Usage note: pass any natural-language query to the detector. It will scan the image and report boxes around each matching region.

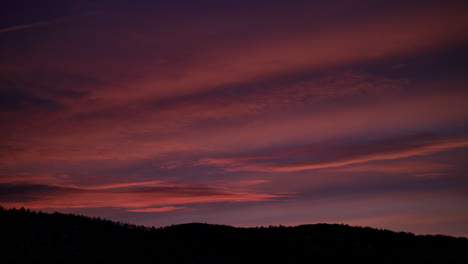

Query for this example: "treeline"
[1,206,467,263]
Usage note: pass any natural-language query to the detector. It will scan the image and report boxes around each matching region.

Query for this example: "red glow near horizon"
[1,0,468,237]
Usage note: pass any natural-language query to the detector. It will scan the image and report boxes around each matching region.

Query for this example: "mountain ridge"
[1,207,467,263]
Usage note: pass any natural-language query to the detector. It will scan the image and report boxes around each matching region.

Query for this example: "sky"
[1,0,468,237]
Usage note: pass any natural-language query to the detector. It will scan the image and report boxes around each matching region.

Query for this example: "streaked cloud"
[0,12,98,34]
[83,179,165,190]
[127,206,186,213]
[200,136,468,172]
[1,0,468,236]
[0,173,55,184]
[87,3,468,105]
[336,161,451,174]
[0,182,279,210]
[415,173,449,178]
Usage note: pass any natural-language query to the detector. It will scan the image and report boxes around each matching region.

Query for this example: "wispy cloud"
[0,173,55,184]
[83,179,164,190]
[0,12,98,34]
[336,161,451,174]
[127,206,186,213]
[200,136,468,172]
[93,3,468,105]
[1,0,468,236]
[0,182,279,210]
[415,173,448,178]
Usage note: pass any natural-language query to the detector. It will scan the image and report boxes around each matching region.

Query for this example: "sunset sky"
[1,0,468,236]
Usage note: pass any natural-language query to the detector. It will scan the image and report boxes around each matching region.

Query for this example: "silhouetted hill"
[1,207,467,263]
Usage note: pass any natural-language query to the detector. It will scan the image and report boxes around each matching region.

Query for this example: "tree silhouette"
[1,206,467,263]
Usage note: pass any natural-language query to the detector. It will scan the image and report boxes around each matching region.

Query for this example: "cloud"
[3,72,467,167]
[127,206,186,213]
[0,90,65,112]
[0,182,279,210]
[94,3,468,105]
[200,135,468,172]
[295,172,467,204]
[0,184,79,203]
[141,71,410,122]
[0,19,65,34]
[83,179,165,190]
[0,12,98,34]
[415,173,448,178]
[208,179,272,189]
[1,1,467,236]
[336,161,451,174]
[231,179,271,187]
[0,173,55,184]
[5,2,466,108]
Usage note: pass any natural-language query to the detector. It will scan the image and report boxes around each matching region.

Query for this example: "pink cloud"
[0,173,55,184]
[4,2,467,112]
[1,1,468,237]
[415,173,448,178]
[336,161,451,173]
[3,76,468,168]
[0,182,280,210]
[83,180,165,190]
[89,3,468,105]
[200,136,468,172]
[127,206,186,213]
[0,12,99,34]
[209,179,272,189]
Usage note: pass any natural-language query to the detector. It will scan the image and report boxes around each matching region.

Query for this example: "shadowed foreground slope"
[1,207,467,263]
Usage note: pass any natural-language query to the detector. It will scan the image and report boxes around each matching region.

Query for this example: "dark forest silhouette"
[1,206,467,263]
